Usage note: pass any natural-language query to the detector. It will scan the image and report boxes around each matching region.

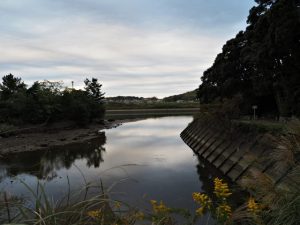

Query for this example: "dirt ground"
[0,119,134,156]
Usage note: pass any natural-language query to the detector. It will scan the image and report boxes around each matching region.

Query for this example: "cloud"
[0,0,254,97]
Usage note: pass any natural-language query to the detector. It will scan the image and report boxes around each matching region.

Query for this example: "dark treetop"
[197,0,300,117]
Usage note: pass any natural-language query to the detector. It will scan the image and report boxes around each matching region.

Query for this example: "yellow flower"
[114,201,121,209]
[192,192,212,209]
[195,207,204,216]
[150,200,157,205]
[87,209,102,219]
[193,192,212,217]
[135,211,145,220]
[247,197,260,214]
[216,203,232,218]
[150,200,169,214]
[213,178,232,199]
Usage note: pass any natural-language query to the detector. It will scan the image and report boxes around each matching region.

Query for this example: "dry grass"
[237,119,300,225]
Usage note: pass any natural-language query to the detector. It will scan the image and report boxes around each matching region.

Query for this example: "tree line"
[0,74,105,125]
[197,0,300,118]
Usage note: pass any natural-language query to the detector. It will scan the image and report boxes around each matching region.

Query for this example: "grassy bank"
[105,102,199,110]
[105,108,199,120]
[232,119,285,133]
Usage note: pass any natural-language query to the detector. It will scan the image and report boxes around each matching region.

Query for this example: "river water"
[0,116,218,221]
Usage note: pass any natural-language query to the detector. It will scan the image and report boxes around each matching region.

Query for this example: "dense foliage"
[0,74,105,125]
[197,0,300,117]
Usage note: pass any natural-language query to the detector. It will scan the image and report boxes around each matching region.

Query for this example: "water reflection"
[0,116,218,215]
[0,134,106,181]
[196,156,247,209]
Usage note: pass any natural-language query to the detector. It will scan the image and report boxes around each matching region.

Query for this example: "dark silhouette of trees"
[0,74,105,125]
[84,78,105,103]
[197,0,300,118]
[0,74,27,100]
[83,78,105,123]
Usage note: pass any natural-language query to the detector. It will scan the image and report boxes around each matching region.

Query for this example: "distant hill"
[105,92,199,110]
[105,90,198,103]
[106,96,144,101]
[163,89,198,102]
[105,96,158,103]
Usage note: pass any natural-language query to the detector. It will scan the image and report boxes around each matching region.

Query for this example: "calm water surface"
[0,116,216,214]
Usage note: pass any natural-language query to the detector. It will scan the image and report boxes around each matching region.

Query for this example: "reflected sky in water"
[0,116,207,212]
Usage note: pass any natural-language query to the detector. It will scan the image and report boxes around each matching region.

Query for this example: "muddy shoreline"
[0,119,136,156]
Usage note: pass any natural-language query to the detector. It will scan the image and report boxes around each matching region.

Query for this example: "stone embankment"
[181,118,298,191]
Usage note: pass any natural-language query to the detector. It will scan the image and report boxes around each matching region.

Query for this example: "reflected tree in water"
[0,133,106,181]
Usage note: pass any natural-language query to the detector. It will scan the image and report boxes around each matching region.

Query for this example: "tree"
[61,89,91,125]
[197,0,300,117]
[25,81,63,123]
[84,78,105,104]
[0,74,27,100]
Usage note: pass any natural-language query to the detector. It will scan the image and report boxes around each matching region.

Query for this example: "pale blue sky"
[0,0,255,97]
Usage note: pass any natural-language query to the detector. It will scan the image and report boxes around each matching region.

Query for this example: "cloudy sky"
[0,0,254,97]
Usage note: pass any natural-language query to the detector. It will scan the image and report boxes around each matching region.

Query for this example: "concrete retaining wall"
[181,118,299,191]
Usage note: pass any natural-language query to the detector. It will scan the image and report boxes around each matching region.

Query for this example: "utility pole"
[252,105,257,120]
[71,81,74,89]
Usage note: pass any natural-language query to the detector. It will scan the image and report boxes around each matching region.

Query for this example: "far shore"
[105,108,198,119]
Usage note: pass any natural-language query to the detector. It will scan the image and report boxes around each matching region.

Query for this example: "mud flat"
[0,119,134,156]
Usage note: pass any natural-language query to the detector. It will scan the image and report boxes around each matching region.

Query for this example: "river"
[0,116,218,222]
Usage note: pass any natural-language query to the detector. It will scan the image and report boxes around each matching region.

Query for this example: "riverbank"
[181,117,300,191]
[105,101,199,110]
[105,108,199,119]
[0,119,135,156]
